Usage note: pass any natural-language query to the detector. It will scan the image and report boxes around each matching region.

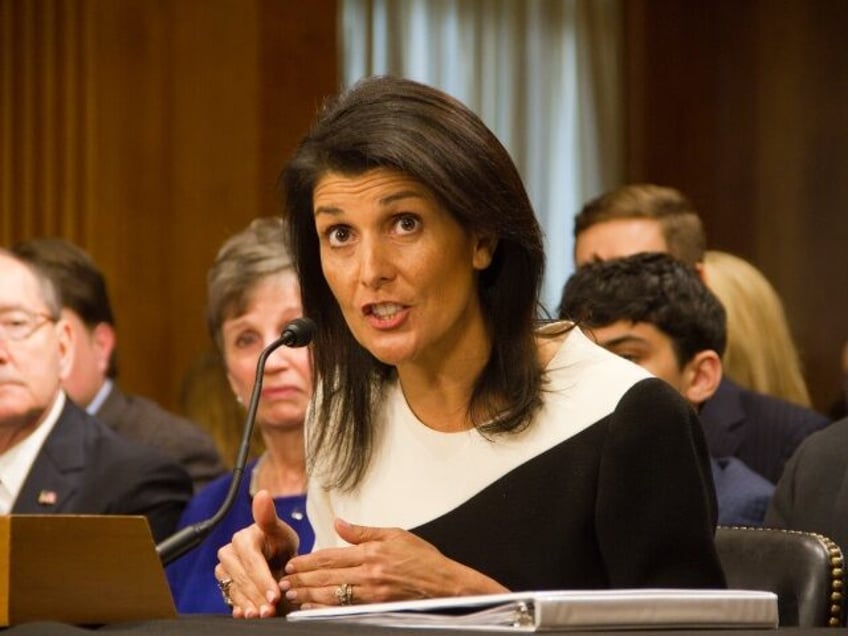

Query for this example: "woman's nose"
[359,238,395,289]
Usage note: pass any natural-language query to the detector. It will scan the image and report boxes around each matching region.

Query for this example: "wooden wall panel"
[1,0,338,413]
[1,0,94,242]
[625,0,848,413]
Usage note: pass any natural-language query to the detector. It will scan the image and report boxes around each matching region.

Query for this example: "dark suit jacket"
[95,384,225,493]
[13,397,193,542]
[711,456,774,527]
[699,378,830,484]
[765,416,848,557]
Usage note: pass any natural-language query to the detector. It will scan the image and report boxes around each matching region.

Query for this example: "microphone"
[156,317,316,566]
[279,315,316,348]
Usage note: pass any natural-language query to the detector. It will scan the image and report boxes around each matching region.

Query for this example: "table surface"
[0,616,840,636]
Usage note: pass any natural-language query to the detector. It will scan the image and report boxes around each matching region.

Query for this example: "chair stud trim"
[719,525,845,627]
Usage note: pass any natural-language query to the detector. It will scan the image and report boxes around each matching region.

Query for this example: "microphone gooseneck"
[156,317,316,566]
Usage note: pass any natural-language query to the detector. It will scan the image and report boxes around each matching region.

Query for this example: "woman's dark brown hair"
[282,75,546,489]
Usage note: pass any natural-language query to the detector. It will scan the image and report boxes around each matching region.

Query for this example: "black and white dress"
[306,325,726,591]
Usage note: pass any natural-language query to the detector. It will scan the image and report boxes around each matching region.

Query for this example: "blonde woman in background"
[703,250,812,408]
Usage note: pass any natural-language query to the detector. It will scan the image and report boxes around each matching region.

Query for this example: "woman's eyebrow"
[314,190,426,217]
[378,190,425,206]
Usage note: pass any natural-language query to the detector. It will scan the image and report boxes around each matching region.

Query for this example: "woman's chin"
[356,332,417,367]
[258,410,308,432]
[367,346,416,369]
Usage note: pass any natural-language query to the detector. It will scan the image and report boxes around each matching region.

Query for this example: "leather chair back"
[715,526,845,627]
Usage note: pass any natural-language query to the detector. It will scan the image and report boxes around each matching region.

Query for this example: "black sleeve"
[764,417,848,545]
[763,448,798,529]
[596,378,726,588]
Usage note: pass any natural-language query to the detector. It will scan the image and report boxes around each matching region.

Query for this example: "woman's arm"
[596,378,727,588]
[279,518,508,608]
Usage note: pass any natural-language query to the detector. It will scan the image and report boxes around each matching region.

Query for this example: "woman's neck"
[397,320,493,433]
[255,427,307,496]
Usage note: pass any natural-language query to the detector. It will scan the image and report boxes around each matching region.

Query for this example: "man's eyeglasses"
[0,309,57,342]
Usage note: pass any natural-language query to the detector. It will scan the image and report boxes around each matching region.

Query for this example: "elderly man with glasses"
[0,249,191,541]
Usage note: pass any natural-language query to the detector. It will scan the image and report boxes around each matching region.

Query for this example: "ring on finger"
[335,582,354,606]
[217,577,234,607]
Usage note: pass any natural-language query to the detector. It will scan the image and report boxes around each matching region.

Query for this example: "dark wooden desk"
[0,616,838,636]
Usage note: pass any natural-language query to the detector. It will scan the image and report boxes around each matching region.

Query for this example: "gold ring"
[335,582,354,606]
[217,577,234,607]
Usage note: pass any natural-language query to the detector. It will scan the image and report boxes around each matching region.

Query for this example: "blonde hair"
[703,250,811,407]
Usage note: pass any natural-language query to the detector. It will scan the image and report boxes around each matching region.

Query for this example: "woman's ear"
[226,373,245,406]
[472,233,498,271]
[681,350,723,407]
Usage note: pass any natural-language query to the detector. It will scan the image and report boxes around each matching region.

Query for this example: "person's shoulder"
[792,416,848,458]
[90,416,183,468]
[61,399,192,478]
[103,385,223,451]
[734,381,830,431]
[615,376,693,423]
[539,322,656,428]
[770,418,848,518]
[58,397,130,446]
[543,322,652,383]
[111,387,198,429]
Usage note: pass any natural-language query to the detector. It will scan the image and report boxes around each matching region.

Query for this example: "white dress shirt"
[0,391,65,514]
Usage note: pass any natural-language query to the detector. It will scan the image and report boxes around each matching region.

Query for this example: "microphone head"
[280,317,316,347]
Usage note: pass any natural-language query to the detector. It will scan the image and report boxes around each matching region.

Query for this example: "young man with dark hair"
[571,185,829,486]
[559,252,774,525]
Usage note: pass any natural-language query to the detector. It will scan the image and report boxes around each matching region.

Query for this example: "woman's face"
[312,168,496,372]
[221,271,312,431]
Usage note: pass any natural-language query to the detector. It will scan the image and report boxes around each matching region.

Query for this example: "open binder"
[287,588,779,631]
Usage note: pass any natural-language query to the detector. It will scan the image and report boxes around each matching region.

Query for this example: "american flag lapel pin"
[38,490,58,505]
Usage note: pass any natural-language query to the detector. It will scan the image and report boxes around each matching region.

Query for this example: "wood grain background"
[1,0,338,419]
[625,0,848,414]
[2,0,845,417]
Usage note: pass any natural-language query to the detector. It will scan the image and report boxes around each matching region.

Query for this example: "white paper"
[287,588,779,631]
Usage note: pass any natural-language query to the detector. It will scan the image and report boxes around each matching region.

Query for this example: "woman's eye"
[395,214,420,234]
[327,225,351,247]
[234,332,259,349]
